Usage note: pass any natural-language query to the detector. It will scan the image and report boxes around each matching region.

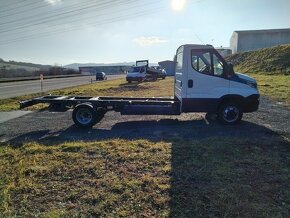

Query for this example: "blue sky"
[0,0,289,65]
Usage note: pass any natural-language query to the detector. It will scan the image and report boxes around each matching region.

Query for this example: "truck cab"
[175,44,259,123]
[126,65,147,83]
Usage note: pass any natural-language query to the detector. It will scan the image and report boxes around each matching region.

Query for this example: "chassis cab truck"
[174,44,259,122]
[20,44,259,127]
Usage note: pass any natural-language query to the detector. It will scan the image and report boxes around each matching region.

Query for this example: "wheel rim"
[223,106,239,123]
[76,108,92,125]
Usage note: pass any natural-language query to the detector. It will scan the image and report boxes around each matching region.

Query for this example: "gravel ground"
[0,96,289,146]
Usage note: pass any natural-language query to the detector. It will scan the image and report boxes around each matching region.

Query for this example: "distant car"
[96,72,107,80]
[151,66,167,79]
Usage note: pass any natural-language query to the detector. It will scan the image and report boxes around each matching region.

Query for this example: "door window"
[191,50,224,77]
[213,53,224,76]
[192,51,211,74]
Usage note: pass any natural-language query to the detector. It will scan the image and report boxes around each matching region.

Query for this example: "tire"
[218,102,243,125]
[72,104,103,128]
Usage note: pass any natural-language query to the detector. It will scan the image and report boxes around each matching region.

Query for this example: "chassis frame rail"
[20,95,180,110]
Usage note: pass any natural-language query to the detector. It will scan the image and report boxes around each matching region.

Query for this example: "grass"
[249,73,290,106]
[0,78,174,111]
[227,44,290,74]
[0,138,289,217]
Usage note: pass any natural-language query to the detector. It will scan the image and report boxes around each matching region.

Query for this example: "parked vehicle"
[126,61,166,83]
[126,66,147,83]
[20,44,259,127]
[151,66,167,79]
[96,72,107,80]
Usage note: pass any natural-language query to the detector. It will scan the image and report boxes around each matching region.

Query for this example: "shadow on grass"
[3,119,290,216]
[5,118,280,146]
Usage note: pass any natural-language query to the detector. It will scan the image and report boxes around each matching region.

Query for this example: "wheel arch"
[217,95,245,111]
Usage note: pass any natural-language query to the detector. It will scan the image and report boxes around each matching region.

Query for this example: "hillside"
[65,62,158,70]
[0,58,51,71]
[226,44,290,74]
[65,62,135,70]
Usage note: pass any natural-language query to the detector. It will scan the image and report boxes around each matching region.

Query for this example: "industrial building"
[230,28,290,53]
[158,60,176,76]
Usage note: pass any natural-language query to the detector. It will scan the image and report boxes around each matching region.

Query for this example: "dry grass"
[0,78,174,111]
[249,73,290,106]
[0,138,289,217]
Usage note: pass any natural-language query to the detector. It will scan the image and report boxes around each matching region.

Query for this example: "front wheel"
[218,102,243,125]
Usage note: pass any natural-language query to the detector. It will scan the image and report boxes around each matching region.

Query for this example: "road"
[0,75,124,99]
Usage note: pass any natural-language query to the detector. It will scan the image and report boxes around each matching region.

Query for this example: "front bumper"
[126,77,142,81]
[243,94,260,112]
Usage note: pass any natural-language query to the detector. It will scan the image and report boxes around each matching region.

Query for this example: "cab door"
[183,49,229,112]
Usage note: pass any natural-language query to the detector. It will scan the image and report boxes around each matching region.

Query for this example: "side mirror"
[225,63,234,77]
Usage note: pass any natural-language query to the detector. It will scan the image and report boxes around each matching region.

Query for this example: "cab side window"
[213,53,224,76]
[191,50,224,77]
[192,52,211,74]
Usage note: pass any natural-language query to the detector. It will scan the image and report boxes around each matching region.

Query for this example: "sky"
[0,0,289,65]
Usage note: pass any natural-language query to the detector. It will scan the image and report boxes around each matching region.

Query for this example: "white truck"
[126,65,147,83]
[126,60,165,83]
[20,44,259,127]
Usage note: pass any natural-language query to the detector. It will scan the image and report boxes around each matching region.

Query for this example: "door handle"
[188,79,193,88]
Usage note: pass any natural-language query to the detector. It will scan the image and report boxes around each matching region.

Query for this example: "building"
[230,28,290,53]
[158,60,176,76]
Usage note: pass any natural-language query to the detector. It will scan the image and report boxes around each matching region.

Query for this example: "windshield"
[129,66,146,73]
[129,66,141,73]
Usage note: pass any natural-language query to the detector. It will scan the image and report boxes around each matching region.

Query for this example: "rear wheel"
[218,102,243,125]
[72,104,104,128]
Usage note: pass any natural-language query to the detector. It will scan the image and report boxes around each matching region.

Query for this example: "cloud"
[133,36,168,47]
[44,0,62,5]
